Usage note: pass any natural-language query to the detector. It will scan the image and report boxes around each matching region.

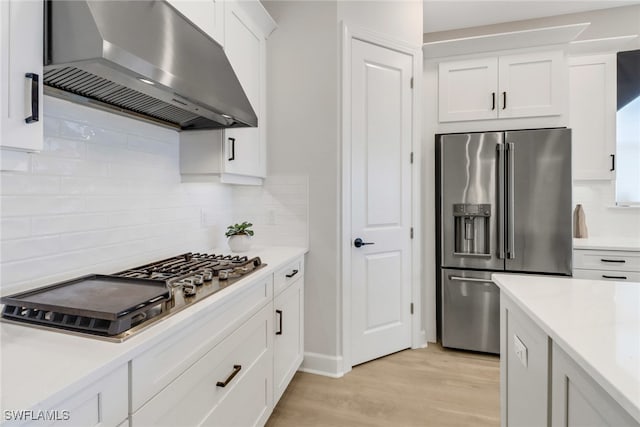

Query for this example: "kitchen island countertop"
[492,273,640,423]
[0,246,307,416]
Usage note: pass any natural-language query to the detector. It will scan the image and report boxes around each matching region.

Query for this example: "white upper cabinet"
[439,51,565,122]
[0,0,44,152]
[166,0,225,47]
[569,54,616,181]
[438,58,498,122]
[222,0,265,181]
[179,0,275,185]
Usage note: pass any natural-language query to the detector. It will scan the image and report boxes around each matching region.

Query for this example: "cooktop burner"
[0,253,265,342]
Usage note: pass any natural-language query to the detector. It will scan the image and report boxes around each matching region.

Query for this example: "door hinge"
[410,77,414,89]
[410,227,414,239]
[410,152,414,164]
[410,303,414,315]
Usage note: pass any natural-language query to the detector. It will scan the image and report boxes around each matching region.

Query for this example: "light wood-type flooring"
[266,343,500,427]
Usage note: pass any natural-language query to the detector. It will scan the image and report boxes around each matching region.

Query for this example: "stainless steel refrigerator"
[436,128,572,354]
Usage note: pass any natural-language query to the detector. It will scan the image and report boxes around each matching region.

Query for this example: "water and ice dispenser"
[453,203,491,256]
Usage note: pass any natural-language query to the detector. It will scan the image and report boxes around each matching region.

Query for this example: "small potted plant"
[225,221,254,252]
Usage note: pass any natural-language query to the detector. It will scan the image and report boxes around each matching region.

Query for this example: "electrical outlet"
[513,334,528,368]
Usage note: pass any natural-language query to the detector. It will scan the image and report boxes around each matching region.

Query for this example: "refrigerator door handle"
[449,276,495,284]
[497,144,506,259]
[507,142,516,259]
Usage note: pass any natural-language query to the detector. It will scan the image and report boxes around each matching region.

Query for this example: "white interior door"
[350,39,413,366]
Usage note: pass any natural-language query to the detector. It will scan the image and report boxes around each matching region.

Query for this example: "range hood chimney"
[44,0,257,131]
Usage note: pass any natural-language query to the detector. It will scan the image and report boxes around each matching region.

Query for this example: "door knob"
[354,238,375,248]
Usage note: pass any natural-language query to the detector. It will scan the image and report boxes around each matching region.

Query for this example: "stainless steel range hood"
[44,0,257,131]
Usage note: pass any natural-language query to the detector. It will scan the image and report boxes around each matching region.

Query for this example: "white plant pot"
[227,234,251,253]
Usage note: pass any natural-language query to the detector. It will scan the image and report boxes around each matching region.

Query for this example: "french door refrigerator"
[436,128,572,354]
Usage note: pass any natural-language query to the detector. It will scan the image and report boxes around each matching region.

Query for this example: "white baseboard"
[298,351,344,378]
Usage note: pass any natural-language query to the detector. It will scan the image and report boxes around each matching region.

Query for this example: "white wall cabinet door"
[438,58,498,122]
[498,51,564,118]
[438,51,564,123]
[223,0,266,181]
[274,277,304,403]
[179,0,273,185]
[0,0,43,152]
[569,54,616,180]
[166,0,225,47]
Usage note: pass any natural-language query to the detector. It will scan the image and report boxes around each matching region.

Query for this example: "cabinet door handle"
[602,275,627,280]
[610,154,615,172]
[216,365,242,387]
[285,269,299,278]
[502,91,507,110]
[276,309,283,335]
[25,73,39,124]
[228,137,235,161]
[491,92,496,110]
[601,258,625,263]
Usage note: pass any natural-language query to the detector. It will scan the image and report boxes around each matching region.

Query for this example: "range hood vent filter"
[45,67,207,129]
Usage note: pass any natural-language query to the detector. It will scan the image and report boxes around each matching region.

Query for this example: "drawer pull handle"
[600,259,625,263]
[286,269,299,278]
[228,137,236,161]
[25,73,39,123]
[602,275,627,280]
[276,309,283,335]
[216,365,242,387]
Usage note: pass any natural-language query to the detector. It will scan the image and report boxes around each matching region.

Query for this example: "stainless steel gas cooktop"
[0,253,265,342]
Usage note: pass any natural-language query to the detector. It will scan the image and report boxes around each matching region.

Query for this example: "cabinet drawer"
[20,365,128,427]
[131,276,272,410]
[132,304,273,427]
[274,257,303,295]
[573,269,640,282]
[574,250,640,272]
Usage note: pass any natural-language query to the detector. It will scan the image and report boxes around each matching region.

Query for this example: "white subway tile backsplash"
[573,180,640,238]
[0,218,31,240]
[32,156,109,177]
[1,235,61,263]
[42,137,86,158]
[1,196,85,217]
[0,150,31,172]
[1,97,308,294]
[31,213,111,236]
[1,174,61,195]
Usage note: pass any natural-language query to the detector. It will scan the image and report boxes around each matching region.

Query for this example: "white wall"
[264,0,423,375]
[263,0,342,371]
[0,97,308,296]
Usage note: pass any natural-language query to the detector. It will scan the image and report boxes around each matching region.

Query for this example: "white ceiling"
[423,1,640,33]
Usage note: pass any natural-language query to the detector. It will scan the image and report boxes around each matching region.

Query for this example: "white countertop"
[493,273,640,423]
[0,246,307,415]
[574,237,640,252]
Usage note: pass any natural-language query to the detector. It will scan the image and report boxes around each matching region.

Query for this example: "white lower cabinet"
[132,304,273,427]
[573,249,640,282]
[274,277,304,402]
[552,343,638,427]
[501,292,639,426]
[500,295,550,427]
[21,365,128,427]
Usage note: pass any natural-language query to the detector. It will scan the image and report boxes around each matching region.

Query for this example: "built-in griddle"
[1,275,170,336]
